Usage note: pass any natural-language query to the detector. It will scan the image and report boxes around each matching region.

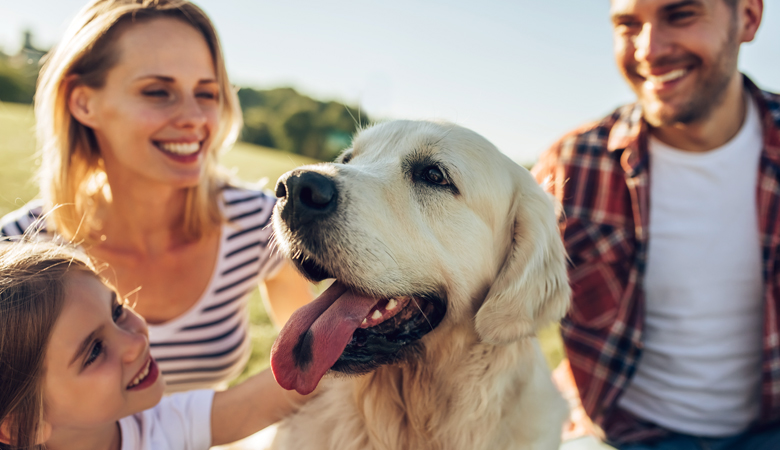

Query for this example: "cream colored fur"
[271,120,570,450]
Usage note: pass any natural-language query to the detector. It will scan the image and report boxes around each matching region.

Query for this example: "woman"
[0,0,312,393]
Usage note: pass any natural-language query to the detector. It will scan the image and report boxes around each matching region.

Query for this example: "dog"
[269,120,570,450]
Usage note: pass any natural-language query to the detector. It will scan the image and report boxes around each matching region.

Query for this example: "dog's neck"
[351,326,535,450]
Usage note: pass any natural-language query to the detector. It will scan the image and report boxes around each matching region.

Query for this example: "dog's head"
[270,120,570,395]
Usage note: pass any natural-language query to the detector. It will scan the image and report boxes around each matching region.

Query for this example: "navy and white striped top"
[0,185,284,393]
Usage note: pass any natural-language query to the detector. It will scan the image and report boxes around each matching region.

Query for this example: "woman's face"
[71,17,221,190]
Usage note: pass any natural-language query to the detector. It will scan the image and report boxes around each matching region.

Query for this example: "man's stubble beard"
[642,19,740,128]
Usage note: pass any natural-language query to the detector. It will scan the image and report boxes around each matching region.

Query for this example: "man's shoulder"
[757,88,780,127]
[537,104,635,174]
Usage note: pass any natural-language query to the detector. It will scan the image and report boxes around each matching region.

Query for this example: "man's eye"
[85,340,103,367]
[113,303,125,322]
[422,166,448,185]
[668,11,695,23]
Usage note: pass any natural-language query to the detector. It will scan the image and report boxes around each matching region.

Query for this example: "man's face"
[611,0,743,127]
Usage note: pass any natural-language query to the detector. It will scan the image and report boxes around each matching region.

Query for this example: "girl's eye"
[112,303,125,322]
[85,340,103,367]
[422,166,448,185]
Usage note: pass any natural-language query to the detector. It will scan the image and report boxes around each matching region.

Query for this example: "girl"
[0,241,310,450]
[0,0,312,392]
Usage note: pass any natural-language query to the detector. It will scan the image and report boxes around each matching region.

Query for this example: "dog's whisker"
[411,297,434,331]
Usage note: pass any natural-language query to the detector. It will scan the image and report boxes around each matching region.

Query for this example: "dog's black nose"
[276,170,338,226]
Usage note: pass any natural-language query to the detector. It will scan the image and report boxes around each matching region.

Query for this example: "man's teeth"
[646,69,687,84]
[128,360,151,388]
[158,142,200,155]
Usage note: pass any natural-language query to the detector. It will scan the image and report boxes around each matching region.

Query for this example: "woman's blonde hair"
[35,0,242,243]
[0,241,98,450]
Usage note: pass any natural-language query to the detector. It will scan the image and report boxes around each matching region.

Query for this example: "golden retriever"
[269,120,570,450]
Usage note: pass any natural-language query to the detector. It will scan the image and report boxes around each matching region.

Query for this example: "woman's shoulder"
[220,183,276,207]
[0,199,48,238]
[219,183,277,224]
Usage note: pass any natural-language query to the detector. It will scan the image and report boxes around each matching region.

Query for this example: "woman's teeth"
[158,141,200,155]
[128,359,152,388]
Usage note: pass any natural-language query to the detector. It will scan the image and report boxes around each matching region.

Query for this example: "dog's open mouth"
[270,256,446,395]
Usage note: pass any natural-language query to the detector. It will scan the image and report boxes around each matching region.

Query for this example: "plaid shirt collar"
[606,75,780,164]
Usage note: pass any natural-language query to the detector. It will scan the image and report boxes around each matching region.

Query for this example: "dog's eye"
[422,166,448,185]
[339,152,353,164]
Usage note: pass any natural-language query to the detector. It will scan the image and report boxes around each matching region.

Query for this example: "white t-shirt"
[119,389,214,450]
[618,94,764,436]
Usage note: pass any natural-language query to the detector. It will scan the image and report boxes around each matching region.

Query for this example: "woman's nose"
[175,94,208,129]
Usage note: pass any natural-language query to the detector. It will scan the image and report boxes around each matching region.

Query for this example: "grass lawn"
[0,102,564,385]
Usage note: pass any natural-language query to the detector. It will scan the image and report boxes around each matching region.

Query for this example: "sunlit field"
[0,102,564,384]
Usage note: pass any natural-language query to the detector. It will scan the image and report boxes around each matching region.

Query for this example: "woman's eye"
[85,340,103,367]
[112,303,125,322]
[422,166,448,185]
[196,91,218,100]
[142,89,169,98]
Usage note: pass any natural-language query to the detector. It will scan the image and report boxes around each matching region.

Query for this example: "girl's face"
[43,271,164,430]
[71,17,220,190]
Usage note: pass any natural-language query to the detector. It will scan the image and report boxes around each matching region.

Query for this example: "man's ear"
[738,0,763,43]
[0,415,52,446]
[68,78,99,129]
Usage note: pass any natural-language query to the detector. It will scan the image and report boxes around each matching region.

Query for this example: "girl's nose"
[121,310,150,363]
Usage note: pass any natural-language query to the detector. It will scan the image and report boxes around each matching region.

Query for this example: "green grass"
[0,102,564,385]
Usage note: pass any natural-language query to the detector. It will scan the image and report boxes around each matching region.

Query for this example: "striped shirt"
[532,76,780,444]
[0,185,284,393]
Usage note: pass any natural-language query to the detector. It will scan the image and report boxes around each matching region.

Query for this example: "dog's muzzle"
[276,169,338,229]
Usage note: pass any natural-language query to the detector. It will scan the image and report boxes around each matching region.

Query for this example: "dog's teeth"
[362,318,367,325]
[371,310,382,320]
[387,299,398,310]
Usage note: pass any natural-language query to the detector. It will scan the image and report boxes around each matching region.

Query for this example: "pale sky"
[1,0,778,164]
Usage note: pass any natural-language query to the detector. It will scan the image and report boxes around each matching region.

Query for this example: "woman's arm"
[260,261,314,328]
[210,367,317,446]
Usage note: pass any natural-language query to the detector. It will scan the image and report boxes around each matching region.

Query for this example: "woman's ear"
[68,79,99,129]
[0,415,52,446]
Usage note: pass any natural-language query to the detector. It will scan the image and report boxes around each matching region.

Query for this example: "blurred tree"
[238,87,370,161]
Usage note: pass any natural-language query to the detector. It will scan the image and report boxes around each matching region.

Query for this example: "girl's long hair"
[35,0,242,243]
[0,241,97,449]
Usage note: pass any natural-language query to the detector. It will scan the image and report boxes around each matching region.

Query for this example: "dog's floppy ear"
[475,173,570,345]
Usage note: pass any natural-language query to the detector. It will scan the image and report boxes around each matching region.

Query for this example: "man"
[533,0,780,448]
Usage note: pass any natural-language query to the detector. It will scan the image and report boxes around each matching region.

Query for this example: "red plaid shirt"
[533,76,780,445]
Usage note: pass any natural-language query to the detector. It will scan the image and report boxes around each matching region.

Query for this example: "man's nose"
[633,22,669,64]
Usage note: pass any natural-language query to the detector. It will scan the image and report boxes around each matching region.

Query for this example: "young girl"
[0,241,311,450]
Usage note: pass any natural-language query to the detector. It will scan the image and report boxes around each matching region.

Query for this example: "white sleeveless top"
[618,95,764,435]
[0,185,284,393]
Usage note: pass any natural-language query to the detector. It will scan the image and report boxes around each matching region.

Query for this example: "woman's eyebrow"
[134,75,217,84]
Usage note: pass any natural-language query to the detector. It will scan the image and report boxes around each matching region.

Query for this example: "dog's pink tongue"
[271,281,379,395]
